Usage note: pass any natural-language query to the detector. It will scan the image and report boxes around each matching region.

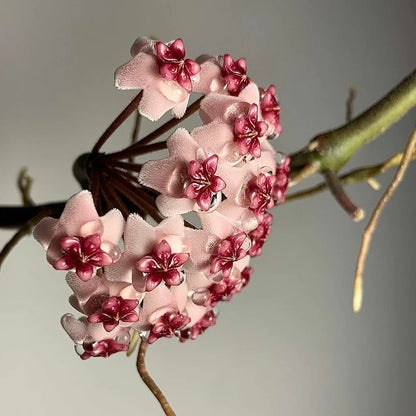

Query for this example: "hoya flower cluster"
[34,37,289,359]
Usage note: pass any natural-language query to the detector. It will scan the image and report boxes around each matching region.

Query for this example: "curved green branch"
[290,69,416,177]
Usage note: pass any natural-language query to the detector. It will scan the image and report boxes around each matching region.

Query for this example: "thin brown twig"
[91,92,143,154]
[353,126,416,312]
[136,340,176,416]
[18,168,34,207]
[346,85,356,123]
[323,169,364,221]
[107,141,168,161]
[129,111,142,163]
[0,210,46,269]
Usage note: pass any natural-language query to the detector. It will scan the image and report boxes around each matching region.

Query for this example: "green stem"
[290,69,416,174]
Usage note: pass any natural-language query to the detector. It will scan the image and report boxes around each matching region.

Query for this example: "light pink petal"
[156,194,196,217]
[185,270,212,291]
[123,214,155,255]
[191,121,234,159]
[65,272,101,304]
[139,88,179,121]
[238,82,260,106]
[183,300,211,327]
[167,127,199,160]
[193,59,223,94]
[33,217,59,250]
[61,314,87,344]
[199,93,250,125]
[100,208,125,246]
[115,53,158,90]
[170,282,189,312]
[59,191,100,237]
[171,95,189,118]
[154,215,186,240]
[79,219,103,237]
[130,37,155,56]
[139,157,183,195]
[137,285,177,329]
[184,229,218,275]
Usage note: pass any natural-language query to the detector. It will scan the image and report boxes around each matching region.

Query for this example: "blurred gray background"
[0,1,415,415]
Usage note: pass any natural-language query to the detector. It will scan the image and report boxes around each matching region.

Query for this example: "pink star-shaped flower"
[272,156,290,204]
[233,103,268,158]
[210,232,249,278]
[179,309,216,342]
[156,38,201,94]
[147,311,191,344]
[222,54,251,96]
[33,191,124,281]
[183,154,226,211]
[87,296,139,332]
[53,233,113,282]
[79,339,128,360]
[115,37,201,121]
[246,173,277,222]
[260,85,282,137]
[248,213,273,257]
[136,239,190,292]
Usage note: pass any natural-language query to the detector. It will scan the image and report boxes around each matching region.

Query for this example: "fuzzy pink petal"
[199,93,250,125]
[139,157,183,195]
[156,194,196,217]
[138,88,179,121]
[115,53,158,90]
[238,82,260,105]
[167,127,199,159]
[61,314,87,344]
[100,209,125,246]
[33,217,59,250]
[130,37,155,56]
[170,282,189,312]
[138,285,177,328]
[59,191,100,237]
[65,272,101,304]
[171,96,190,119]
[193,59,223,94]
[191,121,234,158]
[184,229,218,275]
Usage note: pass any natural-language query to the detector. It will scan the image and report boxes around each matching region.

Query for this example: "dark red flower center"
[147,311,191,344]
[156,38,201,93]
[260,85,282,136]
[87,296,140,332]
[53,233,114,282]
[233,104,268,158]
[80,339,128,360]
[246,173,277,222]
[183,154,226,211]
[136,239,190,292]
[210,232,249,279]
[221,54,251,96]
